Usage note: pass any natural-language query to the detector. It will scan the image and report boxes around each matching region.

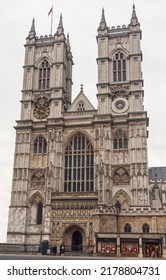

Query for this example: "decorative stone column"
[116,235,121,257]
[138,235,143,258]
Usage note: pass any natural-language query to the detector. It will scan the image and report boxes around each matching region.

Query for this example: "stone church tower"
[7,5,166,257]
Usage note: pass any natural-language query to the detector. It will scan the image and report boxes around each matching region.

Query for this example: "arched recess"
[113,189,131,210]
[62,224,86,252]
[28,191,44,225]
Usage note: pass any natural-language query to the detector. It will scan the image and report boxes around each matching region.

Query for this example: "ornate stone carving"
[113,167,130,185]
[31,170,45,189]
[110,86,130,100]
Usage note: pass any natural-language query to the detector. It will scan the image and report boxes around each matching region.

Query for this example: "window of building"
[113,52,126,82]
[38,59,51,90]
[124,223,131,233]
[113,129,128,149]
[34,136,47,155]
[77,101,85,111]
[142,223,150,233]
[64,133,94,192]
[37,202,43,224]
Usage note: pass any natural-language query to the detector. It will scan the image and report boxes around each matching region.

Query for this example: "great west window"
[64,133,94,192]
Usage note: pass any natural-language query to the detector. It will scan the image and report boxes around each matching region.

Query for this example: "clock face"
[112,97,129,113]
[33,104,50,119]
[115,100,125,110]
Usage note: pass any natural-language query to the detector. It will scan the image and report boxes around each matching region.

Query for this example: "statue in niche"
[136,127,140,137]
[137,164,141,176]
[48,162,53,178]
[58,131,62,141]
[130,127,135,137]
[52,223,55,233]
[132,164,136,176]
[105,188,112,205]
[96,129,99,139]
[105,131,109,140]
[50,129,56,142]
[151,180,162,209]
[100,128,105,146]
[143,164,147,175]
[98,160,105,176]
[47,187,51,203]
[106,165,109,177]
[142,127,146,137]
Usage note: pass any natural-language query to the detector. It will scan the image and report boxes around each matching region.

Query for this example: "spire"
[98,8,108,34]
[66,33,73,60]
[130,3,140,28]
[132,3,137,19]
[80,84,84,94]
[28,18,36,39]
[67,33,71,51]
[56,14,64,35]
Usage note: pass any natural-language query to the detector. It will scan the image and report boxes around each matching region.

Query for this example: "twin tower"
[7,5,166,258]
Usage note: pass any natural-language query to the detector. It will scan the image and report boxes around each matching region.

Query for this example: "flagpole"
[50,5,53,35]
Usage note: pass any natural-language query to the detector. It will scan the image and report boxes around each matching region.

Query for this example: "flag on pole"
[48,7,53,17]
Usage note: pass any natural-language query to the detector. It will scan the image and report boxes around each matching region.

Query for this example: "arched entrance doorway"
[63,225,85,252]
[72,231,82,251]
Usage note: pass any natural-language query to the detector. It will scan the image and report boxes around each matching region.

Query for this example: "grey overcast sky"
[0,0,165,242]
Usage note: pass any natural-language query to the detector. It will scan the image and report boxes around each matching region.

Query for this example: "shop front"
[142,238,162,258]
[96,238,116,255]
[120,238,139,256]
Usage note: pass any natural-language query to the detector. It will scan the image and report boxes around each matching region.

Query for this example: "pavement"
[0,253,165,260]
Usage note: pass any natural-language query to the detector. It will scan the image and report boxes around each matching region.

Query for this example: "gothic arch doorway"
[72,231,82,251]
[63,225,85,252]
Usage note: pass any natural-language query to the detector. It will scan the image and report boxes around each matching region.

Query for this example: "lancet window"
[34,136,47,155]
[38,59,51,90]
[37,202,43,224]
[113,129,128,150]
[113,52,126,82]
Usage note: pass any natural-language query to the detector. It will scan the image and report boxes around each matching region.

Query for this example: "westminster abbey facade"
[7,5,166,257]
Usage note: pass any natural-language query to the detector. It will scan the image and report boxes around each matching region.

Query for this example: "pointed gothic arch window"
[124,223,131,233]
[113,52,126,82]
[64,133,94,192]
[113,129,128,150]
[34,136,47,155]
[142,223,150,233]
[37,202,43,224]
[38,59,51,90]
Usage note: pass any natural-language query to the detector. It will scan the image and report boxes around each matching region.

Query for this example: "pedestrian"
[151,250,155,258]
